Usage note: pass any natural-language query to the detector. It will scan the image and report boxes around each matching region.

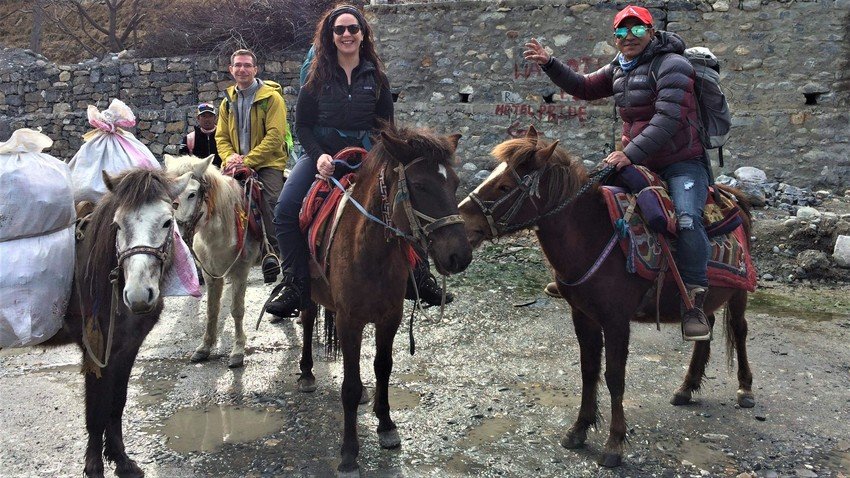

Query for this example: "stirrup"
[261,253,280,284]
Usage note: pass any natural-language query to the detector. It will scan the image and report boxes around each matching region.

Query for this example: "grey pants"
[256,167,285,253]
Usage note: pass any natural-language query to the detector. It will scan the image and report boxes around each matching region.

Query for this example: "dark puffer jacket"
[542,31,703,170]
[296,60,394,161]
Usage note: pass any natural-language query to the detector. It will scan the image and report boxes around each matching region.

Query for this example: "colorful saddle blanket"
[225,165,265,250]
[600,185,757,292]
[299,148,367,276]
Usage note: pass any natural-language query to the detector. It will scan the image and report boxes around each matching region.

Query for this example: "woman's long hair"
[304,4,388,92]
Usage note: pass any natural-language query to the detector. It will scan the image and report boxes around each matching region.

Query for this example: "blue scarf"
[617,53,639,72]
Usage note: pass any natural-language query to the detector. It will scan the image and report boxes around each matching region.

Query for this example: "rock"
[735,473,756,478]
[474,170,491,181]
[795,207,820,220]
[797,250,830,273]
[783,218,800,228]
[833,235,850,268]
[462,162,477,171]
[761,273,774,281]
[814,190,831,199]
[794,468,817,478]
[715,174,739,188]
[734,166,767,183]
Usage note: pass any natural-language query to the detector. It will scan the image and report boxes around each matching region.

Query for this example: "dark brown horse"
[458,127,754,468]
[293,125,473,476]
[44,168,190,477]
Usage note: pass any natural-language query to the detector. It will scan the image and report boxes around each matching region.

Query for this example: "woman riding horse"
[266,4,452,318]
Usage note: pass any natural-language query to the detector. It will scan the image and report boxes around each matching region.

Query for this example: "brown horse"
[458,127,754,468]
[44,168,191,477]
[292,125,472,476]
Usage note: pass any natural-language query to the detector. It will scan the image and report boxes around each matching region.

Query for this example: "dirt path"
[1,237,848,478]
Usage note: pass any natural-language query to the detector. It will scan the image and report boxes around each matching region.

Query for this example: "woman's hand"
[317,154,335,179]
[523,38,551,65]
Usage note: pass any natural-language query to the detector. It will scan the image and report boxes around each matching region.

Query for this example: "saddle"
[224,164,265,251]
[299,147,367,277]
[600,165,757,291]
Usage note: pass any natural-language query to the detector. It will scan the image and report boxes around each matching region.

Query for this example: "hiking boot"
[261,254,281,284]
[406,270,454,307]
[543,281,562,298]
[682,285,711,341]
[265,274,310,318]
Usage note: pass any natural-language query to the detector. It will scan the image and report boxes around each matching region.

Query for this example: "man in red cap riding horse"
[524,5,713,341]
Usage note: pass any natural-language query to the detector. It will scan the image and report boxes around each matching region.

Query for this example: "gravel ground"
[1,224,849,478]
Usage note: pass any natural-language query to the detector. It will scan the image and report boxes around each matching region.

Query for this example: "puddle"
[457,417,517,447]
[152,405,286,453]
[389,386,420,410]
[749,289,848,322]
[443,453,489,474]
[658,439,732,469]
[396,372,428,383]
[521,383,580,408]
[135,379,175,407]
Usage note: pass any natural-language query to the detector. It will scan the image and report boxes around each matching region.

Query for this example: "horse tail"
[716,184,754,246]
[724,289,748,371]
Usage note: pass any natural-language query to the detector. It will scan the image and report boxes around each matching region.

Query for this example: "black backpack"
[650,47,732,166]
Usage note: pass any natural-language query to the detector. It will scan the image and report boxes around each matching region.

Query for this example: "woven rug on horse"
[224,165,265,252]
[600,185,757,291]
[300,171,358,277]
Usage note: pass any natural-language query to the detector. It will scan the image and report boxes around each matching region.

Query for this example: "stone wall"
[370,0,850,190]
[0,49,302,159]
[2,0,849,191]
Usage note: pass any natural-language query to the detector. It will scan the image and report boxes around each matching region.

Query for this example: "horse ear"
[163,154,176,170]
[102,170,116,192]
[168,172,193,199]
[445,133,462,153]
[532,140,560,168]
[191,155,213,179]
[526,125,539,145]
[380,132,411,162]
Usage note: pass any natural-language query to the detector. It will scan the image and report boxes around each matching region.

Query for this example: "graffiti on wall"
[513,56,606,80]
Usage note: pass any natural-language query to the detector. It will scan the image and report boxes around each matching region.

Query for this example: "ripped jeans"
[660,159,711,287]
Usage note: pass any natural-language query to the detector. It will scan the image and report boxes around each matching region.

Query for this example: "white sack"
[0,129,75,347]
[68,99,160,204]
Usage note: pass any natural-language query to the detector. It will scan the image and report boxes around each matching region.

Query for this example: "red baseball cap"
[613,5,654,28]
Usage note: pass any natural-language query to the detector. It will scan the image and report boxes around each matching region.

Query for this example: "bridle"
[175,177,209,245]
[467,162,615,237]
[387,156,465,251]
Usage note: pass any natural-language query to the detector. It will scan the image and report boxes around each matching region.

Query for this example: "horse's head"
[374,127,472,275]
[101,168,192,313]
[459,125,585,248]
[163,154,214,238]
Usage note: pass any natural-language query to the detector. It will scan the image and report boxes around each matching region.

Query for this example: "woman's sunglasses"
[333,24,361,35]
[614,24,649,39]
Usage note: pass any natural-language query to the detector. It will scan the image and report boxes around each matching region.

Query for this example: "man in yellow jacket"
[217,49,293,283]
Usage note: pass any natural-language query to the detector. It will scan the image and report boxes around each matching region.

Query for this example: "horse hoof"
[378,428,401,449]
[670,391,693,406]
[189,350,209,363]
[737,390,756,408]
[298,376,317,393]
[359,387,370,405]
[114,458,145,478]
[560,429,587,449]
[599,452,623,468]
[336,462,360,478]
[228,354,244,369]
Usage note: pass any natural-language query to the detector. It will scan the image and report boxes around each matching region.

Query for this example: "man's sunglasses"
[614,24,649,39]
[332,24,361,35]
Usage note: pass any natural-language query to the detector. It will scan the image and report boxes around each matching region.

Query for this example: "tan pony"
[165,154,260,368]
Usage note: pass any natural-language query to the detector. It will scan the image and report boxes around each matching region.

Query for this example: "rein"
[468,164,615,236]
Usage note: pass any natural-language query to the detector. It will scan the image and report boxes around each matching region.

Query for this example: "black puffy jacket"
[295,60,394,161]
[543,31,703,170]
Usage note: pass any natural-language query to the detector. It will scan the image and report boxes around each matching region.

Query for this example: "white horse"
[164,154,261,368]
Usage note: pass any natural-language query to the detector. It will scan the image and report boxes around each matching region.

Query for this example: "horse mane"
[81,168,172,313]
[356,123,456,211]
[491,135,588,209]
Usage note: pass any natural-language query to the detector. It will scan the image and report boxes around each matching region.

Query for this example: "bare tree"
[41,0,145,57]
[29,0,45,54]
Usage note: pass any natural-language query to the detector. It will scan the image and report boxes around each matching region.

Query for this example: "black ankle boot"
[261,254,280,284]
[266,274,310,318]
[406,270,454,306]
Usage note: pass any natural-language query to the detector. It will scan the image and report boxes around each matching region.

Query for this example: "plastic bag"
[0,129,75,347]
[68,99,160,203]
